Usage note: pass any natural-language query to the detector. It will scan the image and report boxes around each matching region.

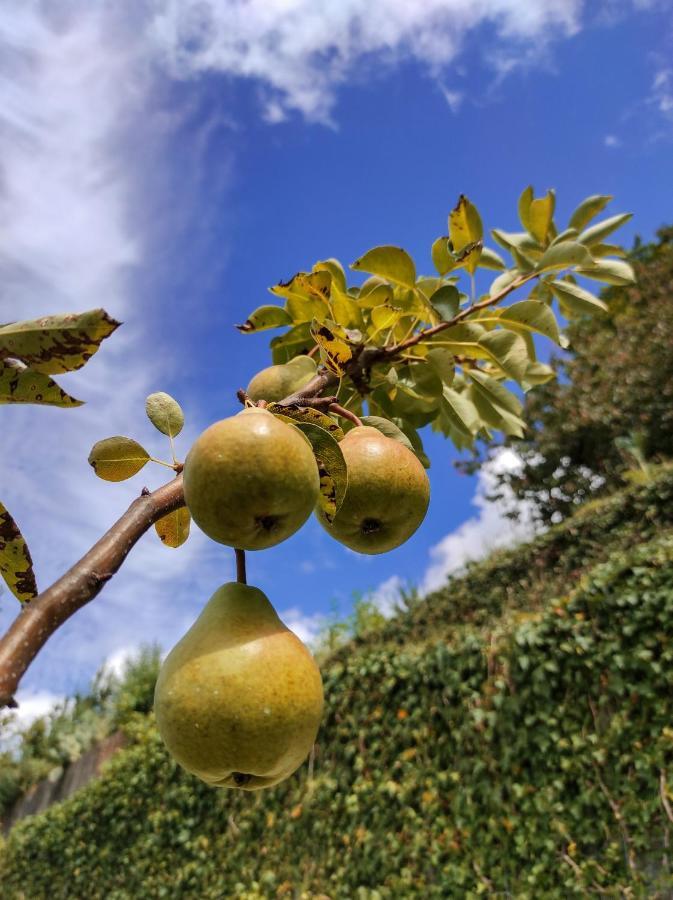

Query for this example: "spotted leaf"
[295,423,347,523]
[0,359,83,407]
[0,501,37,603]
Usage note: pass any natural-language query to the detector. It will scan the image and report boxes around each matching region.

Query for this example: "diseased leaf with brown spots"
[88,436,150,482]
[0,309,119,375]
[155,506,191,548]
[0,501,37,603]
[309,318,352,376]
[294,423,347,523]
[266,403,344,441]
[235,305,292,333]
[0,359,83,407]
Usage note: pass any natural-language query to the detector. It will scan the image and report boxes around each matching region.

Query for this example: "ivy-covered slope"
[2,473,673,898]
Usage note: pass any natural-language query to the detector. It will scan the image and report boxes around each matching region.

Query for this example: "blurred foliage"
[464,226,673,524]
[2,473,673,896]
[0,645,161,818]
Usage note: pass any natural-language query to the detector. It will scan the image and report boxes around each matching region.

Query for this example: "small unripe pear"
[183,408,319,550]
[316,426,429,554]
[247,358,314,403]
[154,583,324,790]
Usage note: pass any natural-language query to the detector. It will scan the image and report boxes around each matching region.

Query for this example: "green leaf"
[397,421,431,468]
[270,323,313,364]
[578,213,632,246]
[549,280,608,316]
[313,258,347,292]
[522,360,555,388]
[478,246,506,271]
[589,242,628,259]
[519,186,555,244]
[431,236,454,276]
[568,194,613,232]
[489,268,519,298]
[576,258,636,286]
[467,370,526,438]
[536,241,593,272]
[430,284,460,322]
[295,423,347,523]
[351,246,416,290]
[235,305,291,333]
[88,436,151,482]
[479,300,561,344]
[550,227,579,245]
[155,507,191,548]
[0,309,120,374]
[310,319,352,376]
[479,330,529,382]
[0,501,37,603]
[145,392,184,438]
[359,416,419,457]
[425,348,455,386]
[0,359,83,407]
[440,386,479,436]
[449,195,483,253]
[410,362,443,397]
[266,403,344,441]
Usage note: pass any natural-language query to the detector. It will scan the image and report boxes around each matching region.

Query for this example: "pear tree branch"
[0,268,536,708]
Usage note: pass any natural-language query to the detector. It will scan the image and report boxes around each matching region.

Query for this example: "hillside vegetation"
[2,470,673,898]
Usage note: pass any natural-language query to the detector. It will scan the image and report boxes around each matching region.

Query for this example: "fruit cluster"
[155,397,430,791]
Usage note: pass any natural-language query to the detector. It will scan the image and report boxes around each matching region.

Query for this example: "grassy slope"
[2,472,673,898]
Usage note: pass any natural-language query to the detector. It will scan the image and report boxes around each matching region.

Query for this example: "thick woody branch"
[0,476,184,708]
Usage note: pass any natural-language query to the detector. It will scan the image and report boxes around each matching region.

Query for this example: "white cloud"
[280,606,325,647]
[366,574,406,617]
[421,448,538,593]
[2,689,65,744]
[440,85,465,113]
[604,133,622,147]
[652,68,673,116]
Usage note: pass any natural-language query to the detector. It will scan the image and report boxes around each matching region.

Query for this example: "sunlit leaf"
[550,227,579,245]
[489,268,518,298]
[589,242,628,259]
[0,359,83,407]
[549,280,608,316]
[330,282,364,330]
[310,318,352,376]
[313,258,347,292]
[519,186,555,244]
[578,213,632,246]
[357,283,394,308]
[88,436,150,482]
[351,245,416,289]
[478,300,561,344]
[535,241,593,272]
[431,236,454,275]
[478,246,506,271]
[270,323,313,364]
[568,194,613,232]
[522,360,556,388]
[449,195,483,253]
[371,304,403,331]
[271,271,331,323]
[453,239,483,276]
[0,501,37,603]
[0,309,120,375]
[145,392,184,438]
[155,506,191,548]
[266,403,344,441]
[576,258,636,286]
[235,305,292,333]
[295,422,347,523]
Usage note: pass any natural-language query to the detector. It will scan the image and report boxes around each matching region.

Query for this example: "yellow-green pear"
[154,583,324,790]
[316,426,430,554]
[183,408,319,550]
[246,356,316,403]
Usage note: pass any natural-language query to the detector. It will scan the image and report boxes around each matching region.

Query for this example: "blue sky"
[1,0,672,720]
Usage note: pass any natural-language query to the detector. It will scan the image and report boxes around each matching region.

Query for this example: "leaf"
[235,305,292,333]
[518,187,555,245]
[549,280,608,316]
[155,507,191,548]
[0,501,37,603]
[479,330,529,382]
[489,268,518,298]
[359,415,420,456]
[536,241,593,272]
[478,246,506,271]
[310,319,352,376]
[0,359,83,407]
[313,258,347,292]
[425,348,455,386]
[479,300,561,344]
[568,194,613,232]
[270,271,331,324]
[371,305,403,331]
[285,354,318,380]
[453,240,483,276]
[467,370,526,438]
[578,213,632,246]
[88,436,150,482]
[449,195,483,253]
[576,258,636,286]
[431,236,454,276]
[550,227,579,245]
[351,246,416,290]
[440,386,479,436]
[145,392,184,438]
[295,423,347,523]
[0,309,120,374]
[357,283,394,308]
[410,362,443,397]
[522,360,555,388]
[398,421,431,469]
[330,282,364,330]
[270,323,313,364]
[589,242,628,259]
[266,403,344,441]
[490,230,540,271]
[430,284,460,322]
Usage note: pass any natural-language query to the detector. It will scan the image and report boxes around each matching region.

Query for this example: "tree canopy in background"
[467,226,673,524]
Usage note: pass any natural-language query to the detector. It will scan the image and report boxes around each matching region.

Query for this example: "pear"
[154,583,324,790]
[246,357,315,403]
[183,408,319,550]
[316,426,430,554]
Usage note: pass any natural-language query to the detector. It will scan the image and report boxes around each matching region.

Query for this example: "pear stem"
[329,403,362,427]
[235,548,247,585]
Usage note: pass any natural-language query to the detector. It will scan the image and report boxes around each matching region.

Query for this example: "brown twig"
[328,403,362,427]
[235,548,247,585]
[0,476,185,708]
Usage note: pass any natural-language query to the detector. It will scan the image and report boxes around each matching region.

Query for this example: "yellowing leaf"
[518,186,555,244]
[0,359,83,407]
[310,318,352,376]
[313,258,347,292]
[453,239,483,276]
[330,282,364,329]
[351,245,416,290]
[155,506,191,548]
[271,272,331,324]
[0,308,119,375]
[371,304,403,330]
[357,283,394,308]
[235,305,292,333]
[449,194,483,254]
[0,501,37,603]
[145,392,185,437]
[431,236,454,276]
[88,436,150,482]
[295,422,347,523]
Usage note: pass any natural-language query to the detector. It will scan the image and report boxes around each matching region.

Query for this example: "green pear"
[246,356,316,403]
[154,583,324,790]
[183,408,319,550]
[316,426,430,554]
